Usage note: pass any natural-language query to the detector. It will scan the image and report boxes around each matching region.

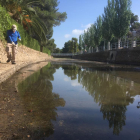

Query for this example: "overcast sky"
[52,0,140,49]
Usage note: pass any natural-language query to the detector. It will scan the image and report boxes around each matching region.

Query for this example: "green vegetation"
[62,37,79,53]
[93,16,102,51]
[102,0,114,50]
[0,0,67,54]
[111,0,131,48]
[0,5,50,53]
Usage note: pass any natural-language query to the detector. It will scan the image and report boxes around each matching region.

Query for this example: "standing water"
[1,62,140,140]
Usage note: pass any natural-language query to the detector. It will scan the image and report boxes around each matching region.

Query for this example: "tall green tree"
[62,41,71,53]
[130,12,139,27]
[94,16,102,51]
[31,0,67,51]
[129,12,139,31]
[81,34,86,50]
[111,0,131,48]
[53,48,61,53]
[130,22,140,31]
[33,0,67,51]
[102,0,114,50]
[85,28,90,49]
[34,0,67,27]
[79,35,82,51]
[89,24,95,50]
[62,38,78,53]
[72,37,78,53]
[46,39,56,53]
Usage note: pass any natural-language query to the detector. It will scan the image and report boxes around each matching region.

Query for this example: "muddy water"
[0,61,140,140]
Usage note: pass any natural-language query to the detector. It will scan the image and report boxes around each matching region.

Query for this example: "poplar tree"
[79,35,82,51]
[102,0,114,50]
[72,37,78,53]
[111,0,131,48]
[89,24,95,51]
[81,33,86,50]
[84,29,90,50]
[62,38,78,53]
[94,16,102,51]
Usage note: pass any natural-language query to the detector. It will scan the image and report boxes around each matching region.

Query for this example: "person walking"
[6,24,21,64]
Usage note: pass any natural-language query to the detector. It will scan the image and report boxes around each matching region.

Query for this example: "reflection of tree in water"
[99,83,134,135]
[63,65,135,135]
[18,64,65,139]
[79,69,134,135]
[62,65,81,80]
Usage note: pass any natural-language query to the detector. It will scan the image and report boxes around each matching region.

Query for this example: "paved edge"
[1,57,138,84]
[0,59,51,84]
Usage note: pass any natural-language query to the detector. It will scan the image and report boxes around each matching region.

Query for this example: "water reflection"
[18,64,66,139]
[61,65,138,135]
[62,65,81,80]
[1,62,140,139]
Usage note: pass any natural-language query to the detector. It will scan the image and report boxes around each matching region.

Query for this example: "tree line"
[79,0,139,51]
[61,0,139,53]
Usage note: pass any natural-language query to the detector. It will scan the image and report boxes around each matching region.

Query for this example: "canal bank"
[0,60,140,140]
[72,47,140,65]
[0,41,52,84]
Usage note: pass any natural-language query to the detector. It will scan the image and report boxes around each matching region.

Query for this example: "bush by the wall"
[43,47,51,55]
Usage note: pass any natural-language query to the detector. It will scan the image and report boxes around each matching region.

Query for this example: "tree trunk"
[96,46,99,52]
[118,38,121,49]
[108,42,110,50]
[103,40,105,51]
[40,46,43,52]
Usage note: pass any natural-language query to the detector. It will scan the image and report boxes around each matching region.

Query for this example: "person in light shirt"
[6,24,21,64]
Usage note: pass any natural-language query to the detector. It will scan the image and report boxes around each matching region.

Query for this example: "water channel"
[0,60,140,140]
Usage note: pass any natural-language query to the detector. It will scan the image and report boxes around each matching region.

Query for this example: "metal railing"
[51,53,76,56]
[51,40,140,56]
[83,40,140,53]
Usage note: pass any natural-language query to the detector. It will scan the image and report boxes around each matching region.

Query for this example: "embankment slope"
[0,41,52,83]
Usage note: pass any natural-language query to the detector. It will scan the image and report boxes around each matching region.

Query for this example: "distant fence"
[51,53,75,56]
[51,40,140,57]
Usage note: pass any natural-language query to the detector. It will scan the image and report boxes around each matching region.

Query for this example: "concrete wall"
[72,51,110,62]
[72,47,140,65]
[53,56,72,58]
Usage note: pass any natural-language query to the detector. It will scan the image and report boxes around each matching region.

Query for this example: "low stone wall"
[53,56,72,58]
[72,47,140,65]
[72,51,110,62]
[0,41,52,83]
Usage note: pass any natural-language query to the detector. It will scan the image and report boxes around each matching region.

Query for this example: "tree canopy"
[62,37,79,53]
